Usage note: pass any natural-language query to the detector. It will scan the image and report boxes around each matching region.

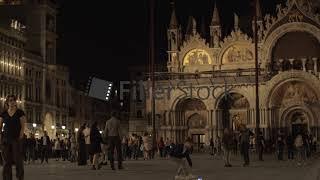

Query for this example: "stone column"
[278,59,284,72]
[301,58,307,72]
[312,57,318,74]
[289,58,294,70]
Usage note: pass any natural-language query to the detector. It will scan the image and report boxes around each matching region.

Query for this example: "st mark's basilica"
[140,0,320,146]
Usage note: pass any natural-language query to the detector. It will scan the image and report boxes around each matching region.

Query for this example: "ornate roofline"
[262,0,320,42]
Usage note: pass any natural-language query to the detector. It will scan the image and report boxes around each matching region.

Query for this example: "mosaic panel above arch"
[183,49,212,66]
[270,81,317,107]
[176,98,207,111]
[222,44,254,64]
[187,113,206,129]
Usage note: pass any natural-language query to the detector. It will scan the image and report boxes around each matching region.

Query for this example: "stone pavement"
[1,153,320,180]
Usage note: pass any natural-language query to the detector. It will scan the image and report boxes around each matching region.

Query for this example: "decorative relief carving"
[262,0,320,44]
[222,45,254,64]
[288,10,304,22]
[188,113,206,129]
[183,49,212,66]
[272,81,317,107]
[171,53,178,66]
[221,30,252,48]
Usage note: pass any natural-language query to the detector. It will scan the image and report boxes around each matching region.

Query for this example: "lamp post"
[51,125,55,139]
[253,0,261,154]
[149,0,157,156]
[32,123,36,134]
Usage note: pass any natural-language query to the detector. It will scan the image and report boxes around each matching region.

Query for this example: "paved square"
[1,153,319,180]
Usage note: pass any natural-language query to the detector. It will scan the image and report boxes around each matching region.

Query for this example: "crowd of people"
[208,125,319,167]
[0,94,319,180]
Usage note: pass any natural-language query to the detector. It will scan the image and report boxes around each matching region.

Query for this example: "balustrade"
[275,57,319,77]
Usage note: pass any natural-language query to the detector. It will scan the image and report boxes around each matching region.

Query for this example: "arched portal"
[269,80,319,137]
[286,110,309,137]
[174,98,207,148]
[217,93,250,131]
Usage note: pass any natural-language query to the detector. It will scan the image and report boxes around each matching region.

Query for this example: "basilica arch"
[173,98,208,145]
[267,77,320,136]
[262,22,320,68]
[215,92,250,133]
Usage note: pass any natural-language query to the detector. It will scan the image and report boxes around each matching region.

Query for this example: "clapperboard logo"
[85,76,113,101]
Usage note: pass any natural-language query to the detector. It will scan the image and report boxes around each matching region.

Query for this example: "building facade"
[142,0,320,145]
[69,86,110,134]
[0,0,71,139]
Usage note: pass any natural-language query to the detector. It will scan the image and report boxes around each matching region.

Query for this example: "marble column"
[312,57,318,74]
[301,58,307,72]
[289,58,294,70]
[278,59,284,72]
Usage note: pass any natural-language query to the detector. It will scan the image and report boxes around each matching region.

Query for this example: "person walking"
[54,138,61,161]
[90,121,103,170]
[222,128,233,167]
[77,124,87,166]
[158,137,165,158]
[286,134,294,160]
[239,124,254,167]
[27,133,36,164]
[104,111,123,170]
[295,133,304,166]
[276,132,285,160]
[0,95,27,180]
[257,131,265,161]
[142,132,152,160]
[70,134,77,162]
[40,131,50,163]
[83,124,92,165]
[121,136,128,160]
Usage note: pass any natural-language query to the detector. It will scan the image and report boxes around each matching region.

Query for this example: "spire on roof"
[256,0,262,21]
[169,1,178,29]
[211,2,220,26]
[186,16,197,36]
[234,13,239,30]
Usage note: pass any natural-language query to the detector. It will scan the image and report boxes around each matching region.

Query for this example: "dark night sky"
[56,0,282,88]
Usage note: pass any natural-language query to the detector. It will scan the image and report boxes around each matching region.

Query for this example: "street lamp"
[62,125,66,130]
[74,128,79,132]
[51,125,55,129]
[32,123,36,128]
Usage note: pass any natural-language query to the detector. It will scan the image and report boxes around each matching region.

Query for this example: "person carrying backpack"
[169,137,194,179]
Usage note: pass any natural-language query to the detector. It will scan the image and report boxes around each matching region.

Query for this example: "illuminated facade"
[142,0,320,145]
[0,0,70,139]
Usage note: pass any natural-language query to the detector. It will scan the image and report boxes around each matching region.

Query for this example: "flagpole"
[150,0,157,157]
[254,0,261,154]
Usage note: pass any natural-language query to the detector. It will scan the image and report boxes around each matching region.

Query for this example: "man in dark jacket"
[40,131,50,163]
[239,125,254,166]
